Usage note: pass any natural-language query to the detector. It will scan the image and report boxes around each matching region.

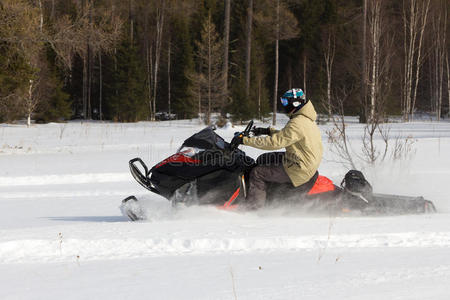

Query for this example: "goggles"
[280,97,289,106]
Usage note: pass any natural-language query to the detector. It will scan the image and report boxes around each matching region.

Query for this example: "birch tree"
[359,0,395,162]
[151,0,166,121]
[402,0,431,121]
[429,0,447,120]
[323,25,336,118]
[361,0,368,123]
[367,0,382,122]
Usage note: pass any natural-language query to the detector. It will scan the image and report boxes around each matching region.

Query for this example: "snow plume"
[122,195,252,222]
[321,121,450,213]
[125,193,347,223]
[359,138,450,212]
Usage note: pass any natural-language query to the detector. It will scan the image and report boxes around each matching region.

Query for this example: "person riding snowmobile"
[232,88,323,209]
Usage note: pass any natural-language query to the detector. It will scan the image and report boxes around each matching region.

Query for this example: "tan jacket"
[243,101,323,186]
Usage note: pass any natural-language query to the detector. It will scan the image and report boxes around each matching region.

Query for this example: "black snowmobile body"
[127,122,436,216]
[129,126,254,207]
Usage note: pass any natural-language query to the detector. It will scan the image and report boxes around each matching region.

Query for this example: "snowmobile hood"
[290,100,317,122]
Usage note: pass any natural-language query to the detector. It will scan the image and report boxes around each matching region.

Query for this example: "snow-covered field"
[1,116,450,299]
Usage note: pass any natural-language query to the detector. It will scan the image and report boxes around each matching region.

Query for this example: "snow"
[1,117,450,299]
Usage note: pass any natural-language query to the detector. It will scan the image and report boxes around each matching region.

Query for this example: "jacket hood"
[290,100,317,121]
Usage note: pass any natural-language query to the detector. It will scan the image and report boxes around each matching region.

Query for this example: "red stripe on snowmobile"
[154,153,200,168]
[307,175,335,195]
[222,187,240,209]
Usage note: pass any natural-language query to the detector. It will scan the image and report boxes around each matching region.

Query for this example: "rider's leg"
[255,151,285,166]
[245,152,291,210]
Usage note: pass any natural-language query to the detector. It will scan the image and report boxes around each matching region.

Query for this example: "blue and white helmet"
[280,88,307,114]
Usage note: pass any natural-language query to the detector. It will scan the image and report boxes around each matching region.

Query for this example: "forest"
[0,0,449,125]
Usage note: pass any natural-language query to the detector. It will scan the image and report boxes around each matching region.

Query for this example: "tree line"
[0,0,448,126]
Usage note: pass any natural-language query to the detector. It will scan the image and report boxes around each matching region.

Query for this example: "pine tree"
[190,12,224,124]
[34,47,71,122]
[107,34,147,122]
[0,48,33,122]
[171,17,196,119]
[0,0,42,124]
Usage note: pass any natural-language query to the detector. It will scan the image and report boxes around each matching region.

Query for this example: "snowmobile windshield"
[179,127,227,151]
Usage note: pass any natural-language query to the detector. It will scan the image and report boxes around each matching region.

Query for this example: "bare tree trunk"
[87,3,93,120]
[272,0,280,126]
[411,0,430,120]
[51,0,55,20]
[198,70,202,122]
[324,28,335,118]
[114,47,118,114]
[152,0,166,121]
[27,80,33,127]
[361,0,368,123]
[403,0,414,121]
[168,40,171,115]
[368,0,381,122]
[38,0,43,32]
[82,54,87,118]
[258,76,261,120]
[143,9,151,119]
[402,0,431,121]
[303,53,307,96]
[146,44,152,118]
[144,8,153,119]
[99,54,103,121]
[80,0,91,120]
[428,55,435,113]
[207,15,212,125]
[287,64,292,89]
[87,46,92,119]
[147,45,153,119]
[129,0,134,44]
[431,0,447,120]
[361,0,395,163]
[447,54,450,117]
[245,0,253,96]
[223,0,230,106]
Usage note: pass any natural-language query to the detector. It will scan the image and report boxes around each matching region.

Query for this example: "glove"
[252,127,271,136]
[231,133,244,148]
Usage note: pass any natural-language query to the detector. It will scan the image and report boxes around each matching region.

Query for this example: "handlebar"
[231,120,254,150]
[243,120,254,137]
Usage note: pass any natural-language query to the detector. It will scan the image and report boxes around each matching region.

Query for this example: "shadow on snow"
[46,216,128,222]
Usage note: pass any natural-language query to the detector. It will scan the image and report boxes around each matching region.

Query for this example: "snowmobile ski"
[121,195,146,221]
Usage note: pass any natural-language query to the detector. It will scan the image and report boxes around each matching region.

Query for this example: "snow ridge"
[2,232,450,264]
[0,173,130,186]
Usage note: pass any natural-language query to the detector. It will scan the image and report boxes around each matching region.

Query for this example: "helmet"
[280,88,308,114]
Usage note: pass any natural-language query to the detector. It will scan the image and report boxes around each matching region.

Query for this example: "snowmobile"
[121,121,436,221]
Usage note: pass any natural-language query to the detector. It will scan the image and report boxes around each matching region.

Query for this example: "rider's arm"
[243,119,302,150]
[269,127,279,136]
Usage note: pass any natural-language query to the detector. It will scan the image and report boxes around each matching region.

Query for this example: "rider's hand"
[252,127,271,136]
[231,133,244,148]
